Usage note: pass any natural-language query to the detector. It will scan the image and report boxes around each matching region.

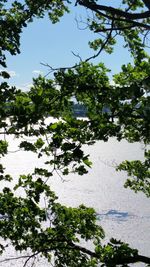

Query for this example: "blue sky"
[1,4,133,91]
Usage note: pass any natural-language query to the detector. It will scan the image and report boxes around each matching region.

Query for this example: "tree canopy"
[0,0,150,266]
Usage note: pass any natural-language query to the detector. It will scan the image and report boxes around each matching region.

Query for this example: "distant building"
[72,103,87,117]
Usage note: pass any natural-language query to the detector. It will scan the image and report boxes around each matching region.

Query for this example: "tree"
[0,0,150,266]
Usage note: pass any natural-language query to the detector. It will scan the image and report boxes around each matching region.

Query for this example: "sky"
[1,2,133,91]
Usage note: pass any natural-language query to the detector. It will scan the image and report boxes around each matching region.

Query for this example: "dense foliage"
[0,0,150,266]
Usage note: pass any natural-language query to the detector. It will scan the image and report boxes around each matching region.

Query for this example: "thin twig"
[23,252,39,267]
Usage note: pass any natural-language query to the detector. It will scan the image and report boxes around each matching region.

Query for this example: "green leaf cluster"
[0,0,150,266]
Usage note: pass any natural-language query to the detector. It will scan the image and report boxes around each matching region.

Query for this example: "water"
[1,134,150,266]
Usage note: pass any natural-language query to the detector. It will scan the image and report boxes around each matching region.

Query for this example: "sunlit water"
[0,126,150,266]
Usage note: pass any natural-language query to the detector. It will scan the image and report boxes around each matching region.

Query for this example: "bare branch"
[71,51,83,62]
[23,252,39,267]
[0,254,35,264]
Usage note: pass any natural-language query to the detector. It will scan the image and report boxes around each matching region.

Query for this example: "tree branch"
[1,241,150,266]
[142,0,150,10]
[65,242,150,265]
[78,1,150,20]
[78,0,150,30]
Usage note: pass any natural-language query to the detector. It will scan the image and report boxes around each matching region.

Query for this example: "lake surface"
[1,134,150,266]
